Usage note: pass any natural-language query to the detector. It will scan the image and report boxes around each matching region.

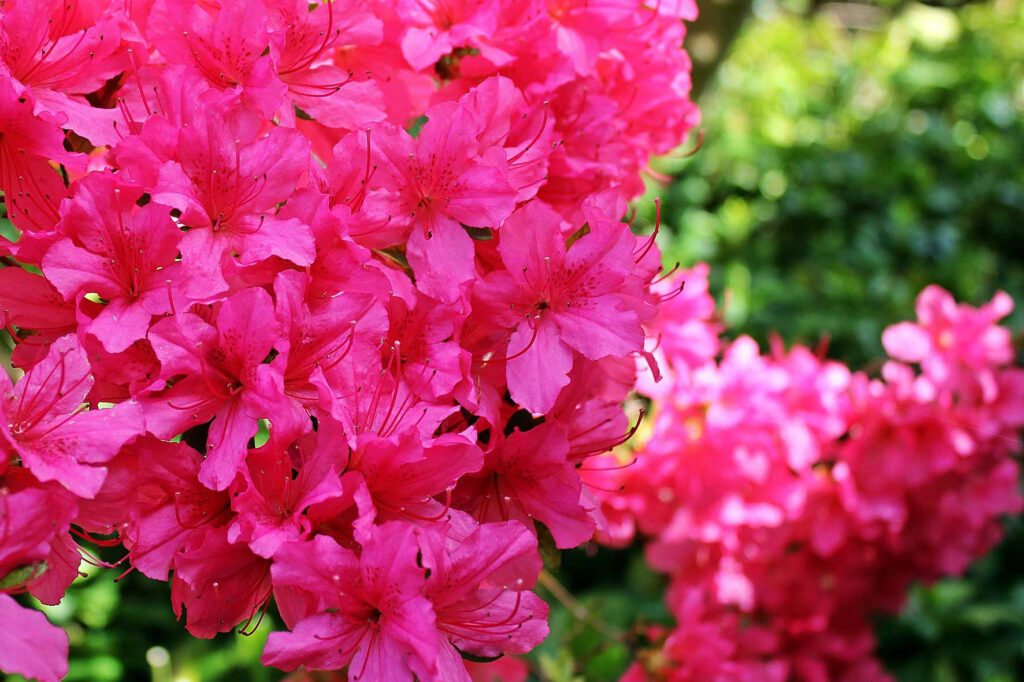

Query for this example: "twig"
[537,570,627,643]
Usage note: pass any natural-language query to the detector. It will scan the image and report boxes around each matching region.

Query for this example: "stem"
[537,570,626,643]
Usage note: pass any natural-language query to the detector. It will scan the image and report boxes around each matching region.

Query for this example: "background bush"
[657,0,1024,367]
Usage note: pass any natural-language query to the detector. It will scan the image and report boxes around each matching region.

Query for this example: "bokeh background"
[10,0,1024,679]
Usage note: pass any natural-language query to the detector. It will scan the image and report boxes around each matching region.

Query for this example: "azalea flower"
[590,272,1024,680]
[0,0,708,677]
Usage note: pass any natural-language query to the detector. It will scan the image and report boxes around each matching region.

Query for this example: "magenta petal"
[349,619,434,682]
[132,506,197,580]
[199,398,258,491]
[269,535,360,604]
[148,312,219,377]
[506,319,572,414]
[177,229,231,301]
[27,532,83,606]
[19,401,145,497]
[32,89,119,146]
[0,268,76,331]
[216,287,281,369]
[138,376,221,440]
[17,438,106,498]
[406,216,475,303]
[86,298,154,354]
[0,594,69,682]
[170,527,272,638]
[496,202,566,288]
[881,322,931,363]
[436,641,473,682]
[12,334,92,417]
[446,590,549,656]
[42,238,120,300]
[553,301,643,360]
[446,159,517,229]
[421,520,549,658]
[261,612,358,671]
[152,160,210,226]
[0,486,69,576]
[125,439,230,580]
[503,426,595,548]
[288,70,386,129]
[400,26,454,71]
[234,216,316,267]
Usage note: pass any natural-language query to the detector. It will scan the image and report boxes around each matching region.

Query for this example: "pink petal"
[407,216,476,303]
[506,319,572,414]
[881,322,931,363]
[200,398,259,491]
[0,594,69,682]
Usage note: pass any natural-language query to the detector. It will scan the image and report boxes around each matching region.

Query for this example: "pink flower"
[228,430,347,558]
[347,431,483,524]
[0,334,144,497]
[143,287,292,490]
[0,268,80,369]
[0,77,85,240]
[0,0,124,145]
[472,201,647,413]
[0,475,77,588]
[262,525,440,680]
[453,423,594,548]
[171,525,273,638]
[265,0,385,128]
[0,0,705,676]
[119,437,232,580]
[271,268,381,414]
[882,285,1014,399]
[381,289,470,401]
[595,280,1024,681]
[360,99,516,302]
[395,0,499,71]
[146,0,286,117]
[44,172,182,353]
[145,97,313,300]
[419,517,549,676]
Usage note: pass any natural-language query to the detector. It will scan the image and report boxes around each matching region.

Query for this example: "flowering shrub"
[590,269,1024,681]
[0,1,698,680]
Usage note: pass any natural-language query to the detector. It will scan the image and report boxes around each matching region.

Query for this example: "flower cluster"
[590,270,1024,681]
[0,1,698,680]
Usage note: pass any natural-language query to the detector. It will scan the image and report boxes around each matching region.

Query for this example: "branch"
[537,570,627,643]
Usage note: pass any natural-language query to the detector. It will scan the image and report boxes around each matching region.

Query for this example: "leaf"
[537,524,561,571]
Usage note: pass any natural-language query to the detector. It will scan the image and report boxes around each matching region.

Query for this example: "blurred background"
[12,0,1024,679]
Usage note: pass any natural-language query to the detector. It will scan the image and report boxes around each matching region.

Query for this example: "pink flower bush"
[0,0,697,680]
[590,271,1024,681]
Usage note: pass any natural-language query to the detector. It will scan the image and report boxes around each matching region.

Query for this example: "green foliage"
[655,0,1024,367]
[875,516,1024,681]
[530,549,671,681]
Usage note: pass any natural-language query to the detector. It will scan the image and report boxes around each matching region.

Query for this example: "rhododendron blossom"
[0,0,698,680]
[589,270,1024,681]
[1,2,1017,679]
